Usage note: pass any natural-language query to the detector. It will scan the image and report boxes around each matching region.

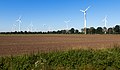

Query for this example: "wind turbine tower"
[80,6,90,34]
[16,16,22,32]
[103,16,108,34]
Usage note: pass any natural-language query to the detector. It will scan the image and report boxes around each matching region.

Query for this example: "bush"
[1,47,120,70]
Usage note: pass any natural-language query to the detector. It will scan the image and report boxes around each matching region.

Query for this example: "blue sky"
[0,0,120,32]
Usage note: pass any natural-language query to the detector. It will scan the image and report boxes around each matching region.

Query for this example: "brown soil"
[0,34,120,56]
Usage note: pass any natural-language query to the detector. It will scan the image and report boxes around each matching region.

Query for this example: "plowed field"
[0,34,120,56]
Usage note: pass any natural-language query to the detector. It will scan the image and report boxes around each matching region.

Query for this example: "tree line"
[82,25,120,34]
[0,28,80,34]
[0,25,120,34]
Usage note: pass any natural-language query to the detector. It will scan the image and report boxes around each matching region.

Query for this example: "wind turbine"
[103,16,108,34]
[16,16,22,32]
[80,6,90,34]
[64,18,71,33]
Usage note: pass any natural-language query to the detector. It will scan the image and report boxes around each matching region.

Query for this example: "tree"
[14,31,17,34]
[53,31,57,34]
[108,27,113,34]
[81,28,84,34]
[25,31,28,34]
[103,27,107,34]
[61,30,66,34]
[114,25,120,34]
[96,27,103,34]
[57,30,62,34]
[86,28,90,34]
[75,29,79,34]
[89,27,95,34]
[69,28,75,34]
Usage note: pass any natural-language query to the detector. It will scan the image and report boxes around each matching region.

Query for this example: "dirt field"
[0,34,120,56]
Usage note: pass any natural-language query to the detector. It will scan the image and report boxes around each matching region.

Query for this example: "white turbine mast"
[103,15,108,34]
[103,16,108,28]
[80,6,90,34]
[16,16,22,32]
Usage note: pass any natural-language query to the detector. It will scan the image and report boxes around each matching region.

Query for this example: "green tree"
[61,30,66,34]
[75,29,79,34]
[108,28,113,34]
[96,27,103,34]
[89,27,96,34]
[103,27,107,34]
[81,28,84,34]
[86,28,90,34]
[57,30,62,34]
[69,28,75,34]
[114,25,120,34]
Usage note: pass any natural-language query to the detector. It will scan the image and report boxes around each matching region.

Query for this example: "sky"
[0,0,120,32]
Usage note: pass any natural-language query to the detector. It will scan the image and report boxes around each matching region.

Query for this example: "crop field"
[0,34,120,56]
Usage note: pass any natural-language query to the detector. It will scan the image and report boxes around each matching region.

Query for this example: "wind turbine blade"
[85,6,90,11]
[80,10,85,12]
[16,16,22,23]
[17,20,21,23]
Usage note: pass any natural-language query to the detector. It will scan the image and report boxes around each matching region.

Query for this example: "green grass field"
[0,46,120,70]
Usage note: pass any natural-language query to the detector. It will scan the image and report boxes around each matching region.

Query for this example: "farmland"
[0,34,120,56]
[1,34,120,69]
